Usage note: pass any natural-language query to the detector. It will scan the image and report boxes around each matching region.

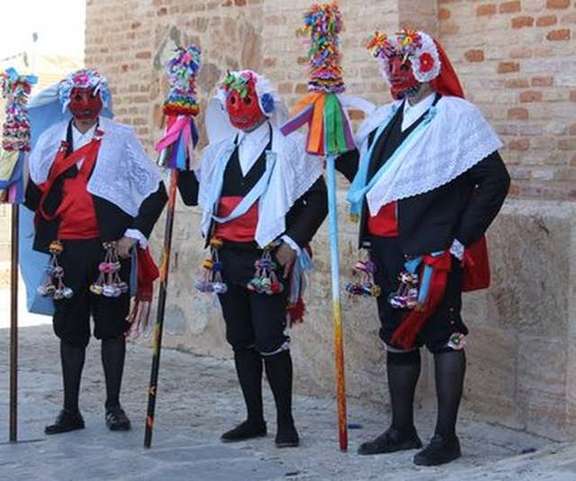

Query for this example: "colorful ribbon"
[281,92,355,156]
[155,115,199,170]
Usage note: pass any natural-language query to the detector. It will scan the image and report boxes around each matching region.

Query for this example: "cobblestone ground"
[1,294,576,481]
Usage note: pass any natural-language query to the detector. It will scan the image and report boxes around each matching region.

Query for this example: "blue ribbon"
[210,149,277,225]
[347,105,437,218]
[130,248,138,297]
[289,248,314,305]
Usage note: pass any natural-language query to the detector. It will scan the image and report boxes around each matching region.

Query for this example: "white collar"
[237,121,271,176]
[71,122,97,151]
[402,93,436,132]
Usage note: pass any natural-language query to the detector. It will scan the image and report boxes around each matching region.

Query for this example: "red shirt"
[57,158,100,240]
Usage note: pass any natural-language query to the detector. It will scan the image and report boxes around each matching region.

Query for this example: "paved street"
[1,288,576,481]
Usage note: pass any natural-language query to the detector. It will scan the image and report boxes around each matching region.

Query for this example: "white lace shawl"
[29,117,162,217]
[356,96,503,215]
[198,126,324,248]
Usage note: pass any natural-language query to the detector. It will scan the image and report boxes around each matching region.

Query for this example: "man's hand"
[275,242,297,279]
[117,236,137,259]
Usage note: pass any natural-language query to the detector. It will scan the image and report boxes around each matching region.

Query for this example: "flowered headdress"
[57,68,111,112]
[367,29,441,83]
[367,28,464,98]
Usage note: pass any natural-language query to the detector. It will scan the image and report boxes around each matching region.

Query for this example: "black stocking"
[264,350,294,427]
[101,337,126,410]
[433,349,466,439]
[234,348,264,425]
[387,350,421,433]
[61,341,86,413]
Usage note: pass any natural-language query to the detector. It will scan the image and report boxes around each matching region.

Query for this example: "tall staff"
[0,68,37,443]
[281,2,357,452]
[144,45,202,448]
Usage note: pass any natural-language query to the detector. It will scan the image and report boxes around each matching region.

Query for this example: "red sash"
[214,196,259,242]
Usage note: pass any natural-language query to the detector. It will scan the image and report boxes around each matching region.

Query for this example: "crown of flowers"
[367,29,441,83]
[164,45,202,117]
[58,68,111,112]
[220,70,275,115]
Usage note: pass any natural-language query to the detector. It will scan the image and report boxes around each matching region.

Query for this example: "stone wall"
[84,0,576,440]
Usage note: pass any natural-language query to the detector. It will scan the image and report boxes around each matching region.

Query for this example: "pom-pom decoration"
[0,67,37,203]
[280,2,355,156]
[155,45,202,171]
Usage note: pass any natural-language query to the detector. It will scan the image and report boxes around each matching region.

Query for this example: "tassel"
[37,240,73,300]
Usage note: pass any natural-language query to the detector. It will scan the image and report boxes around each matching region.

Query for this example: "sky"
[0,0,85,60]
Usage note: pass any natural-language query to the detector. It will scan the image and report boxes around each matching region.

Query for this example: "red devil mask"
[389,56,420,100]
[225,83,265,131]
[69,87,103,121]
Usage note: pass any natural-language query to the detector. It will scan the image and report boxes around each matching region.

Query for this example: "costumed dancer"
[177,70,328,447]
[24,69,167,434]
[337,30,510,465]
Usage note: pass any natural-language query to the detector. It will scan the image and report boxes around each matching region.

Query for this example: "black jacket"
[177,144,328,249]
[25,124,167,253]
[336,97,510,256]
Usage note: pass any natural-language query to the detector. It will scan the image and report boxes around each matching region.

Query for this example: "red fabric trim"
[214,196,259,242]
[367,202,399,237]
[136,248,159,301]
[286,245,312,326]
[430,40,465,99]
[462,236,491,292]
[390,251,452,349]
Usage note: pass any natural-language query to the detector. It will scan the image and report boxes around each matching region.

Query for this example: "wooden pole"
[9,204,19,442]
[144,169,178,448]
[326,155,348,451]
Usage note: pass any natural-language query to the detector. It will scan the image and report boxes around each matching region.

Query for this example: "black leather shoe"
[358,427,422,455]
[105,405,131,431]
[45,409,85,435]
[413,434,461,466]
[275,423,299,448]
[221,420,267,443]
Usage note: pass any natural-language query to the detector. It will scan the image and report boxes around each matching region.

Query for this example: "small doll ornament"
[388,270,419,309]
[37,241,73,300]
[195,238,228,294]
[345,254,381,298]
[90,242,128,298]
[247,242,284,295]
